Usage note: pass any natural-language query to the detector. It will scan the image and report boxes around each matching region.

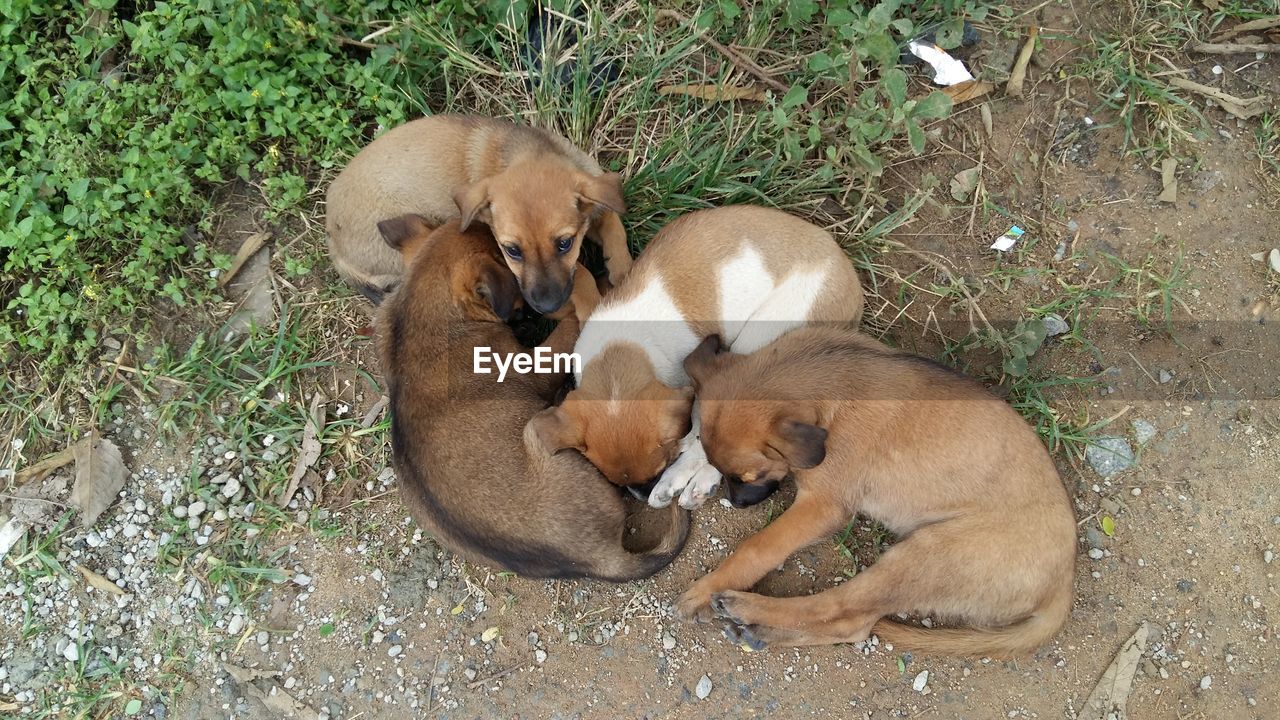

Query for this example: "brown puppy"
[675,329,1076,657]
[529,206,865,510]
[377,217,688,581]
[329,114,631,309]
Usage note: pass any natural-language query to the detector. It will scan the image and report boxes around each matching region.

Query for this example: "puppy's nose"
[527,285,569,314]
[725,476,781,508]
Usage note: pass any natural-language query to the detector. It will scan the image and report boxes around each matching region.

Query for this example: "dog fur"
[528,206,864,509]
[672,328,1076,657]
[328,114,631,309]
[377,217,688,581]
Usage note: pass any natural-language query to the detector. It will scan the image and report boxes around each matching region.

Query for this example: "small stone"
[187,501,206,518]
[173,505,188,519]
[387,645,402,658]
[912,670,929,692]
[63,643,80,662]
[1086,437,1135,477]
[222,479,241,498]
[464,668,477,681]
[1088,547,1104,559]
[1158,369,1173,384]
[1041,314,1069,337]
[534,649,547,663]
[1264,549,1274,564]
[227,615,245,635]
[293,573,312,587]
[662,634,676,651]
[695,674,713,700]
[1200,675,1211,690]
[1131,419,1158,445]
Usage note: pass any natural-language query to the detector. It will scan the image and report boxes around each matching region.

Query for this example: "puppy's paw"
[605,253,632,287]
[677,463,722,509]
[675,586,717,624]
[722,623,769,652]
[648,452,699,509]
[570,265,601,322]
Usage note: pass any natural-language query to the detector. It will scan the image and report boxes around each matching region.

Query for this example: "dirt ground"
[4,4,1280,720]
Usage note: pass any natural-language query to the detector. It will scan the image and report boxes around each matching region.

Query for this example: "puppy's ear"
[377,214,434,251]
[527,405,583,453]
[475,261,520,322]
[577,172,626,215]
[454,179,492,231]
[683,334,728,389]
[769,419,828,469]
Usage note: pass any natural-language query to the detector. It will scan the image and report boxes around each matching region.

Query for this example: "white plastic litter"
[908,40,974,86]
[990,225,1025,252]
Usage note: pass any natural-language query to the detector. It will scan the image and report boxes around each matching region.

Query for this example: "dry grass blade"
[1079,622,1153,720]
[12,447,76,485]
[1191,41,1280,54]
[219,231,272,288]
[1166,76,1269,119]
[75,562,126,596]
[1007,26,1039,97]
[277,393,326,507]
[658,84,767,102]
[70,432,128,528]
[1211,16,1280,41]
[654,9,796,101]
[943,79,995,104]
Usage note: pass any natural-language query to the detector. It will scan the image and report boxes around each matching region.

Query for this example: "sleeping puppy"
[328,114,631,308]
[377,217,688,581]
[528,206,864,509]
[675,329,1076,657]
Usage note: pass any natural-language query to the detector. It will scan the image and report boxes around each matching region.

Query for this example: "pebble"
[387,645,402,658]
[1041,314,1069,337]
[293,573,313,587]
[1200,675,1212,690]
[1085,437,1135,477]
[63,644,79,662]
[912,670,929,692]
[695,675,713,700]
[535,649,547,663]
[1264,550,1274,564]
[227,615,244,635]
[1088,548,1105,560]
[1131,418,1158,445]
[662,633,677,651]
[222,479,241,498]
[187,501,206,518]
[1158,369,1173,384]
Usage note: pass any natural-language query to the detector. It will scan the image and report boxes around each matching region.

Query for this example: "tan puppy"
[674,328,1076,656]
[329,114,631,309]
[529,206,864,509]
[378,217,688,581]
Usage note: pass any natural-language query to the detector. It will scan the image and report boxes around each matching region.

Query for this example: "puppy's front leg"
[676,490,844,623]
[588,211,632,286]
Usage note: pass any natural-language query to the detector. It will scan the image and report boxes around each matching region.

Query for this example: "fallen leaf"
[75,562,125,596]
[1006,26,1039,97]
[1211,16,1280,41]
[124,698,143,716]
[360,395,389,428]
[223,663,280,683]
[225,663,318,720]
[13,447,76,485]
[1100,515,1116,537]
[277,394,326,507]
[1079,622,1153,720]
[1157,158,1178,203]
[264,585,300,631]
[481,626,501,642]
[659,84,767,102]
[943,79,995,104]
[450,603,465,615]
[218,231,272,288]
[1166,76,1269,120]
[950,166,981,202]
[70,433,128,528]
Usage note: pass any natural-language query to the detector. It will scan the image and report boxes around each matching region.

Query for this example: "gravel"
[912,670,929,693]
[1086,436,1136,477]
[695,674,713,700]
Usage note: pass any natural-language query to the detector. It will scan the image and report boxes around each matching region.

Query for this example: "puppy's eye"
[503,244,523,261]
[555,235,574,254]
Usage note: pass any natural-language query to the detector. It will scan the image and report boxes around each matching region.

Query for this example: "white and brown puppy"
[327,114,630,309]
[675,328,1076,656]
[529,205,864,509]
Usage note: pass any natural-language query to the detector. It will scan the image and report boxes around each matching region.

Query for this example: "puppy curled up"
[675,329,1076,657]
[328,114,631,309]
[376,216,688,581]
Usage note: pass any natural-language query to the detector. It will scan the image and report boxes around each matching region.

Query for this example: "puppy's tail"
[596,502,691,582]
[870,587,1072,658]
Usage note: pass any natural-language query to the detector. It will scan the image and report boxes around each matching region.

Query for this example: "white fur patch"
[574,277,699,386]
[717,244,829,354]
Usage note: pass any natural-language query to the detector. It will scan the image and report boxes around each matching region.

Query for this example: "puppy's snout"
[725,476,781,509]
[526,282,571,314]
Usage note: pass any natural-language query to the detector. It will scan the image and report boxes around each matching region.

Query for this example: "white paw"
[677,463,722,509]
[648,450,701,508]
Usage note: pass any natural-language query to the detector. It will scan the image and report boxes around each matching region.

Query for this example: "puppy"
[528,206,864,509]
[674,329,1076,657]
[378,217,688,581]
[328,114,631,309]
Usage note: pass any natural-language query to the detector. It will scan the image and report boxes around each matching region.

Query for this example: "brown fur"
[376,219,687,581]
[533,206,865,489]
[674,329,1076,657]
[328,114,631,308]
